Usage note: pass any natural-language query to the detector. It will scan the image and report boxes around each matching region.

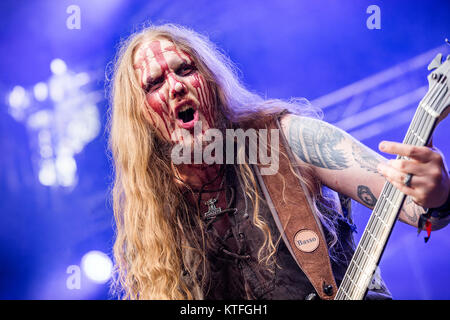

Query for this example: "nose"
[169,75,187,99]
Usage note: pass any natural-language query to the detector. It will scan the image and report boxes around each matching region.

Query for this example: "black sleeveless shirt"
[185,165,392,300]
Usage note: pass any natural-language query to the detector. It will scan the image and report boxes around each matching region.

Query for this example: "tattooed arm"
[280,114,448,230]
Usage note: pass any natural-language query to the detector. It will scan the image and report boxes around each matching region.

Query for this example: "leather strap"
[253,116,338,300]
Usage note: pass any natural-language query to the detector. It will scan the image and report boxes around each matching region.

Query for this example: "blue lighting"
[0,0,449,300]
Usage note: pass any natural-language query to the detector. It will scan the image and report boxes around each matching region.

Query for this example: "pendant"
[204,198,222,219]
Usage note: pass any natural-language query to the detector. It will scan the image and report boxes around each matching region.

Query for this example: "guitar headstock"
[426,46,450,121]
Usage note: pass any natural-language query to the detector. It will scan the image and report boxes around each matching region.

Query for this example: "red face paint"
[133,38,216,143]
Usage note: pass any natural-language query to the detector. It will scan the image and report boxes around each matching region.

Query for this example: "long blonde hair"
[107,23,338,300]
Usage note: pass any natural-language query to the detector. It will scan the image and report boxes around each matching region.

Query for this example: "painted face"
[133,38,216,143]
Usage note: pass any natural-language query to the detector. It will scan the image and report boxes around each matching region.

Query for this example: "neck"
[174,163,235,239]
[174,163,224,191]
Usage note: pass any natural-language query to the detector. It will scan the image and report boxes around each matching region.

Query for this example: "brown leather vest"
[182,114,392,300]
[195,165,392,300]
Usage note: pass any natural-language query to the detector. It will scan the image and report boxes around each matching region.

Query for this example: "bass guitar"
[335,50,450,300]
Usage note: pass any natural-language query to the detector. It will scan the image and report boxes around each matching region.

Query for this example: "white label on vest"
[294,229,319,253]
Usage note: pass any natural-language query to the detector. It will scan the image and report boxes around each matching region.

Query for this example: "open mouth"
[178,106,195,123]
[176,104,199,129]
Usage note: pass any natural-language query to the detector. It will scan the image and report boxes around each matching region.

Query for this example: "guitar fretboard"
[335,77,447,300]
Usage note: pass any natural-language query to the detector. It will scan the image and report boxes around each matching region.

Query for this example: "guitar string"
[336,77,445,300]
[339,80,442,299]
[342,82,440,293]
[361,82,446,296]
[351,79,445,298]
[374,82,444,228]
[336,72,444,299]
[344,78,446,299]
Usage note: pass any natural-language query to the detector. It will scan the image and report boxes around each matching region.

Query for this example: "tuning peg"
[428,53,443,71]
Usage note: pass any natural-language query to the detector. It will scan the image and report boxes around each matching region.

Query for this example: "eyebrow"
[144,60,192,84]
[145,75,161,85]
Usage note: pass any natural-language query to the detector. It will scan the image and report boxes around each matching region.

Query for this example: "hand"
[377,141,450,208]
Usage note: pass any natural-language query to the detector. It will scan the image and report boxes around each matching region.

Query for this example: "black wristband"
[427,189,450,219]
[417,179,450,243]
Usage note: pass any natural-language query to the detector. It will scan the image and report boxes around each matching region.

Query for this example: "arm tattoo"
[401,196,424,224]
[358,187,424,224]
[357,185,377,208]
[288,117,349,170]
[351,143,384,177]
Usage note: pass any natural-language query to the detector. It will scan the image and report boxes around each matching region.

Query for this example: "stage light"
[50,58,67,75]
[6,60,102,188]
[27,110,52,129]
[49,76,66,102]
[40,145,53,158]
[38,129,52,144]
[39,160,57,186]
[74,72,90,86]
[81,251,113,284]
[33,82,48,101]
[8,85,28,108]
[55,155,77,187]
[8,85,30,121]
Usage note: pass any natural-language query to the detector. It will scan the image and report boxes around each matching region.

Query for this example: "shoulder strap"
[252,115,338,300]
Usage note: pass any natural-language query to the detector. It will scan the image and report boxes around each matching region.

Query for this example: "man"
[108,24,450,299]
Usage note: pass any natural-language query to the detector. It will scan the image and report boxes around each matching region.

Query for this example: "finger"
[378,141,433,163]
[388,177,430,207]
[386,159,428,177]
[377,162,407,185]
[377,162,428,188]
[388,178,417,199]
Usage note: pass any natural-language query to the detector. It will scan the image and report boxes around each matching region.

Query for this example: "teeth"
[178,105,193,113]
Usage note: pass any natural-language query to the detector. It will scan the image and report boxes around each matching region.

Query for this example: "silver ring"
[403,173,413,187]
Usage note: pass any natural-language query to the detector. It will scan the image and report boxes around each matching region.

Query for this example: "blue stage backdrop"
[0,0,449,299]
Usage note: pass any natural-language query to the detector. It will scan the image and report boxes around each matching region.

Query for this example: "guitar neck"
[335,93,440,300]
